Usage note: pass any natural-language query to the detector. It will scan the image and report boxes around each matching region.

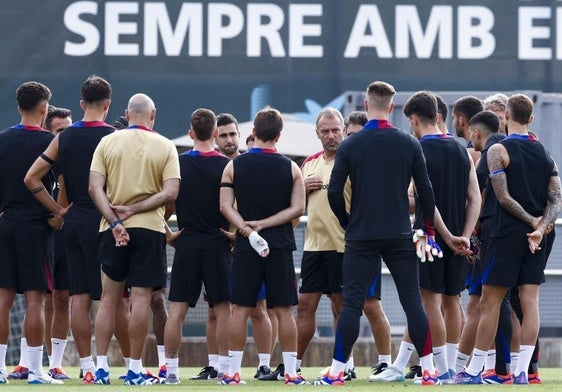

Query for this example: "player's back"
[492,134,554,236]
[0,125,54,221]
[58,121,114,226]
[175,150,230,249]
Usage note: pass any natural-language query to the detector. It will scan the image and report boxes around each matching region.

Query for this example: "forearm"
[89,187,120,224]
[128,190,176,215]
[220,205,248,234]
[257,206,304,230]
[30,186,64,216]
[497,195,535,226]
[434,207,453,241]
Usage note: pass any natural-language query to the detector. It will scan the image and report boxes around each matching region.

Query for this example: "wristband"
[109,219,123,230]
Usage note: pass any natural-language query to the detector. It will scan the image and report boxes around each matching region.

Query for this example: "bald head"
[126,93,156,127]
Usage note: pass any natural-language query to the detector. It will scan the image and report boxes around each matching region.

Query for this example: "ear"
[150,108,156,121]
[388,102,395,114]
[104,99,110,111]
[213,128,219,138]
[528,114,534,125]
[125,109,130,122]
[79,100,86,111]
[189,129,195,140]
[364,99,369,112]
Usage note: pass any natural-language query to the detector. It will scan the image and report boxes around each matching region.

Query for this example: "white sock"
[218,355,229,375]
[157,345,165,367]
[432,345,448,375]
[329,359,346,376]
[345,356,355,371]
[208,354,219,370]
[466,348,487,376]
[19,338,29,368]
[97,355,109,372]
[378,354,391,365]
[258,353,270,368]
[50,338,67,369]
[420,353,436,374]
[515,345,535,377]
[282,352,297,378]
[485,349,496,371]
[392,341,415,370]
[446,343,458,372]
[123,357,130,368]
[227,350,243,376]
[296,359,302,371]
[165,357,178,377]
[510,352,520,374]
[129,358,142,374]
[0,344,7,371]
[455,351,470,374]
[28,345,43,375]
[80,356,96,374]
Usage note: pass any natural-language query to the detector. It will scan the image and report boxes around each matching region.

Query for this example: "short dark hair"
[345,111,367,127]
[190,108,217,141]
[216,113,238,129]
[507,94,534,125]
[45,105,72,130]
[453,96,484,121]
[435,95,448,122]
[81,75,112,103]
[366,81,396,111]
[245,134,255,145]
[469,110,499,135]
[253,107,283,142]
[403,91,438,124]
[16,81,51,111]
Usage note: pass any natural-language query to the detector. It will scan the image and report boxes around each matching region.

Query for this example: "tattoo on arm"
[31,185,45,194]
[488,145,534,225]
[541,175,562,229]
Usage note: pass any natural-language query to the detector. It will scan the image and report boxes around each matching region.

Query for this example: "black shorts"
[99,228,166,288]
[419,237,469,296]
[168,247,231,307]
[482,229,548,287]
[63,223,101,299]
[299,251,343,294]
[0,217,53,293]
[52,230,69,291]
[231,249,298,308]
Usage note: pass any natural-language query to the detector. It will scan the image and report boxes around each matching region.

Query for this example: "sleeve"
[89,137,107,176]
[411,142,435,230]
[328,146,350,229]
[162,141,181,181]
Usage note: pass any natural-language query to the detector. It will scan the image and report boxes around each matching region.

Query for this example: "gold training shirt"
[301,151,350,252]
[90,127,180,233]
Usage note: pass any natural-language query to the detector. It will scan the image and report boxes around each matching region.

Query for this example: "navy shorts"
[482,229,548,287]
[63,223,101,299]
[231,249,298,308]
[99,228,167,288]
[0,217,53,293]
[419,235,470,296]
[168,247,231,307]
[299,251,343,294]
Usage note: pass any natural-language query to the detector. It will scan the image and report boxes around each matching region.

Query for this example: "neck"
[82,108,107,122]
[506,122,528,135]
[323,150,336,161]
[193,139,216,152]
[254,140,277,150]
[128,120,153,129]
[20,114,43,128]
[366,111,389,121]
[418,124,441,138]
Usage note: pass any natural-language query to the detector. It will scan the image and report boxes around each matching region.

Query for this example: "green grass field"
[4,367,562,390]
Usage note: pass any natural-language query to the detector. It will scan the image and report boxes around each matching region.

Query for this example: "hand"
[110,204,135,221]
[249,231,269,258]
[413,229,443,262]
[48,215,64,231]
[545,223,554,235]
[220,228,236,244]
[166,228,183,248]
[527,229,543,254]
[58,202,73,217]
[112,224,130,247]
[304,176,324,193]
[243,220,266,234]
